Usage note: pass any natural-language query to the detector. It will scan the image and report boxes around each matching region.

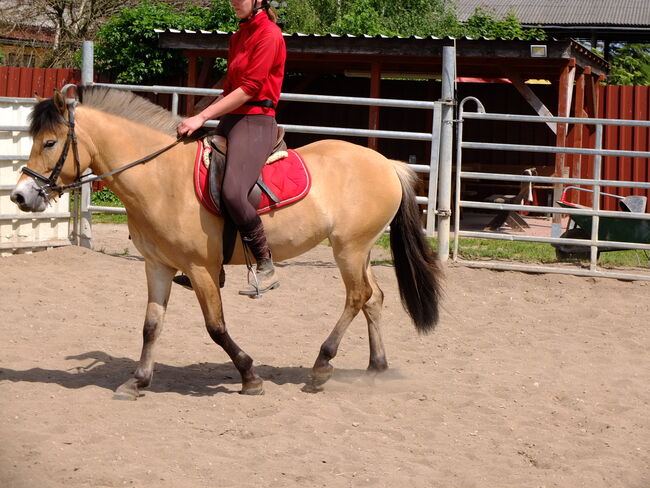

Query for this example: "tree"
[95,0,544,84]
[607,44,650,86]
[0,0,138,68]
[95,0,237,84]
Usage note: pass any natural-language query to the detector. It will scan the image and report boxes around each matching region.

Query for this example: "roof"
[455,0,650,26]
[157,30,609,78]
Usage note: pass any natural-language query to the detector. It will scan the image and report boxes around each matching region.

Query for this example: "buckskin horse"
[10,87,442,399]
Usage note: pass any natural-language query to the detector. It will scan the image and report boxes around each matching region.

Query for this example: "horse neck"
[77,107,192,211]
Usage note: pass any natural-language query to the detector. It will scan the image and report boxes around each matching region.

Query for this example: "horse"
[10,87,442,399]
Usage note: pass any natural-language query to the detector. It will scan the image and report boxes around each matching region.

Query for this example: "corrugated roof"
[155,28,546,42]
[455,0,650,26]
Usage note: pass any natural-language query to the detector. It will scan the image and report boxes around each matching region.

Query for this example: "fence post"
[425,103,442,237]
[80,171,92,249]
[82,41,94,86]
[437,45,456,262]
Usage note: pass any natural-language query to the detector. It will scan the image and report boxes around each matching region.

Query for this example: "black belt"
[245,99,275,108]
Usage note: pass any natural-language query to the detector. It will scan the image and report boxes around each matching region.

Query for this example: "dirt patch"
[1,224,648,487]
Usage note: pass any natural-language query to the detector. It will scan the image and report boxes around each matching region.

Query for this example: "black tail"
[390,165,442,333]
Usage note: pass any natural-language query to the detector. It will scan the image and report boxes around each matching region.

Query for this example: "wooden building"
[158,31,611,202]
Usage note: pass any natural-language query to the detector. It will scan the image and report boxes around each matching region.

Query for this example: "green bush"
[95,0,237,85]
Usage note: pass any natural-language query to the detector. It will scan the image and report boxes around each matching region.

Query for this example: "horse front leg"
[191,268,264,395]
[114,261,175,400]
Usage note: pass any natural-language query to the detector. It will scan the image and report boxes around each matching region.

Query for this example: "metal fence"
[79,42,456,259]
[85,82,444,226]
[0,96,72,255]
[454,96,650,281]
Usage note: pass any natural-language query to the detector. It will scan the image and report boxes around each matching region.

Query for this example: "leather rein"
[22,98,182,198]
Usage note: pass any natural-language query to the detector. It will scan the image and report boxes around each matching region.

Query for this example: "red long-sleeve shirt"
[223,11,286,116]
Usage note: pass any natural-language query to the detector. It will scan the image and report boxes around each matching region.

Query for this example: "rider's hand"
[177,114,207,137]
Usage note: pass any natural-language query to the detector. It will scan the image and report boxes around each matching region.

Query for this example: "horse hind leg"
[114,262,175,400]
[364,263,388,375]
[310,245,372,390]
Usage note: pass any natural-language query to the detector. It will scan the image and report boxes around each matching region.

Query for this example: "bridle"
[22,90,182,199]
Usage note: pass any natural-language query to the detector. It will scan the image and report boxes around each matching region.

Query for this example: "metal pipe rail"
[462,111,650,128]
[454,96,650,281]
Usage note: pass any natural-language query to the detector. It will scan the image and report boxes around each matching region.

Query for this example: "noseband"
[22,97,182,198]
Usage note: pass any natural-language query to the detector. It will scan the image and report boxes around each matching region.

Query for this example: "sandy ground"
[1,223,649,488]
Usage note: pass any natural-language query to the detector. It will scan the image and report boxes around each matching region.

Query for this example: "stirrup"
[238,256,279,298]
[238,270,280,298]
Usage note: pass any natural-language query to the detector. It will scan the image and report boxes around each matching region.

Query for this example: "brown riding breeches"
[216,114,278,229]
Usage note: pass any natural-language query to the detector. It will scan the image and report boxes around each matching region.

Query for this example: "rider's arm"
[177,88,252,136]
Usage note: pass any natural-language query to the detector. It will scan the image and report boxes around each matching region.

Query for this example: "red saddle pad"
[194,140,311,216]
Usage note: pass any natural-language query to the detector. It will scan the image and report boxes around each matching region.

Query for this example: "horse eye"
[43,140,57,149]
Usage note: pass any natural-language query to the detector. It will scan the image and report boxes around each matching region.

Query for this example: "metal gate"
[453,96,650,281]
[0,96,72,255]
[76,42,456,258]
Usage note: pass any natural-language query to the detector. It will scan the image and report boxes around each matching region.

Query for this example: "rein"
[22,99,182,197]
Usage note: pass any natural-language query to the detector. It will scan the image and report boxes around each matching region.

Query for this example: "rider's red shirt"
[223,11,286,116]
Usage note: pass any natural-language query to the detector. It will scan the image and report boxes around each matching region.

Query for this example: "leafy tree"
[95,0,544,84]
[607,44,650,86]
[95,0,237,84]
[463,8,546,40]
[0,0,135,68]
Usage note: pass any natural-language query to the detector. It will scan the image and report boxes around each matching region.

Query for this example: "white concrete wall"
[0,97,71,255]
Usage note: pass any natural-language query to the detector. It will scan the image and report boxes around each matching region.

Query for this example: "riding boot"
[239,218,279,298]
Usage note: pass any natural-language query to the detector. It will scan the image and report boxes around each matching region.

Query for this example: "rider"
[177,0,286,297]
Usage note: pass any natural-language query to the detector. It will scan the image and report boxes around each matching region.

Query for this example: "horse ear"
[53,89,67,116]
[34,93,46,103]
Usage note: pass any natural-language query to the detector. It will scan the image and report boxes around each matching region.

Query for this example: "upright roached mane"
[30,87,182,138]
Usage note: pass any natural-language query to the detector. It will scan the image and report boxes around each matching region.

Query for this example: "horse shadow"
[0,350,370,396]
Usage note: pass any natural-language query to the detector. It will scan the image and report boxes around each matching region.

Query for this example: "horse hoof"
[113,379,140,400]
[310,365,334,388]
[240,385,264,396]
[240,378,264,396]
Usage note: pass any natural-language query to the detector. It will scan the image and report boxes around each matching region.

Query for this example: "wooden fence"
[0,67,81,98]
[566,85,650,210]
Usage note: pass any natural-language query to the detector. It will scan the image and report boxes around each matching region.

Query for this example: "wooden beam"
[186,54,198,116]
[505,70,556,134]
[368,62,381,151]
[570,69,586,190]
[194,73,227,114]
[552,60,575,236]
[197,57,214,88]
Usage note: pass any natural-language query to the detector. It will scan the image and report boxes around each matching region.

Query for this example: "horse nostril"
[10,191,25,205]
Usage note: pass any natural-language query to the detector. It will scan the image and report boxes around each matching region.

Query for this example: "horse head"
[11,87,93,212]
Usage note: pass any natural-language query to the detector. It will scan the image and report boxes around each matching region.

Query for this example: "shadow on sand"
[0,350,381,396]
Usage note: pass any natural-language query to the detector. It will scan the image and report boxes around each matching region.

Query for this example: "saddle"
[194,127,311,264]
[205,127,288,215]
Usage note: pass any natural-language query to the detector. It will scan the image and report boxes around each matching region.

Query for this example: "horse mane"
[29,86,182,138]
[79,86,182,136]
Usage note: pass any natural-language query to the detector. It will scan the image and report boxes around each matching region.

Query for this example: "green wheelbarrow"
[552,186,650,260]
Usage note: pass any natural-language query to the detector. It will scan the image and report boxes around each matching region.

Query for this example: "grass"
[87,214,649,269]
[91,213,128,224]
[373,233,650,268]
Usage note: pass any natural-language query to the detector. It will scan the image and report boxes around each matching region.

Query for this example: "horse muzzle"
[10,177,49,212]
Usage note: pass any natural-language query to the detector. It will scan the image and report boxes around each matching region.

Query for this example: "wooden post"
[368,62,381,151]
[552,59,575,238]
[572,68,586,201]
[186,54,198,116]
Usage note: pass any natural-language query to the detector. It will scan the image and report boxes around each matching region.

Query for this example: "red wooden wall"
[568,85,650,210]
[0,67,81,98]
